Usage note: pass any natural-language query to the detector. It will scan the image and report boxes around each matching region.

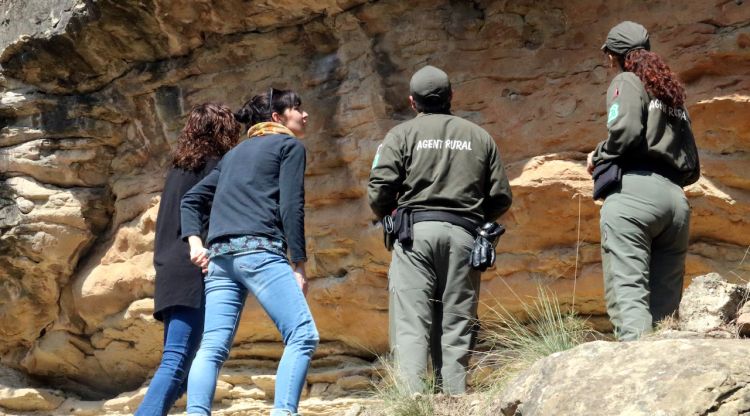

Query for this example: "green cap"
[602,21,650,55]
[410,65,451,102]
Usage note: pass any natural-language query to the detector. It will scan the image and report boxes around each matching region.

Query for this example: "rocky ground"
[2,273,748,415]
[494,273,750,416]
[0,342,381,415]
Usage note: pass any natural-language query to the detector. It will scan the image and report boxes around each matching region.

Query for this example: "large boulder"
[494,339,750,416]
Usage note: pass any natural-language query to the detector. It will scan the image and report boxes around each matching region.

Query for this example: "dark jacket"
[592,72,700,186]
[368,113,512,223]
[181,134,307,263]
[153,159,217,320]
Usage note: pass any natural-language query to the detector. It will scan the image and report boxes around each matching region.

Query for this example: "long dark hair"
[234,88,302,129]
[617,49,686,108]
[172,103,241,170]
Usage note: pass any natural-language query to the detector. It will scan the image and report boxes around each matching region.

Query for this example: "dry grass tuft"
[473,287,597,391]
[653,313,681,333]
[364,288,597,415]
[364,358,435,416]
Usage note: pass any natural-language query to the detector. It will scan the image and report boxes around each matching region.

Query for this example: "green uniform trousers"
[388,221,480,394]
[600,171,691,341]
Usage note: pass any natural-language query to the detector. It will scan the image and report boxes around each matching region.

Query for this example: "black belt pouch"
[393,208,413,248]
[592,161,622,200]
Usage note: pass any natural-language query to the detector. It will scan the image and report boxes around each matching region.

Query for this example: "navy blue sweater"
[180,134,307,262]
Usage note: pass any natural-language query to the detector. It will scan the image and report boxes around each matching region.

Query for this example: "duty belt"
[411,210,478,238]
[383,208,478,250]
[381,208,505,271]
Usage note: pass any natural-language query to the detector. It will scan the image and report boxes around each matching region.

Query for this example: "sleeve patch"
[371,144,383,169]
[607,103,620,124]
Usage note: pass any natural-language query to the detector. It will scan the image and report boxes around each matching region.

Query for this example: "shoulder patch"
[607,103,619,124]
[371,144,383,169]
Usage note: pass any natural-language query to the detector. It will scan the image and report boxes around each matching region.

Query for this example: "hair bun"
[233,107,252,124]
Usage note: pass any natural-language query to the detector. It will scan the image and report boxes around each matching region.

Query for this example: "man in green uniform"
[368,65,512,394]
[588,22,700,340]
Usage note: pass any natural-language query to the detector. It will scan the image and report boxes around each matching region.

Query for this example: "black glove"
[470,223,506,271]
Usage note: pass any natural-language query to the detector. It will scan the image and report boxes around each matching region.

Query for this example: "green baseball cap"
[410,65,451,102]
[602,21,650,55]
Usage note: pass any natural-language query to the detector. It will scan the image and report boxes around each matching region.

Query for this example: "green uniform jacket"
[592,72,700,186]
[368,113,512,223]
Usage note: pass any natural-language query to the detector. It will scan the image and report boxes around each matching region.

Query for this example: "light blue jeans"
[185,251,318,415]
[135,306,204,416]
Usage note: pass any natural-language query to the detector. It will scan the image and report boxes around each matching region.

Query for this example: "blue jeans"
[186,251,318,415]
[135,305,204,416]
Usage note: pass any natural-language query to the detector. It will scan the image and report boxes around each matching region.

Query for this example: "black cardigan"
[153,159,217,320]
[181,134,307,263]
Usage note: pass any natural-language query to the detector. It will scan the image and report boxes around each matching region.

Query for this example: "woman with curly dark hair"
[587,21,700,341]
[136,103,240,416]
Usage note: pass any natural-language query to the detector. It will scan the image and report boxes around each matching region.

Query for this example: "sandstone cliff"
[0,0,748,407]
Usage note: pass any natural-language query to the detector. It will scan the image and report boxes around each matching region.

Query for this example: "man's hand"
[586,151,595,176]
[188,236,209,273]
[293,261,308,296]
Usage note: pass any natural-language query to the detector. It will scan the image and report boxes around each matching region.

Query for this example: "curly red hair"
[173,103,241,170]
[623,49,686,108]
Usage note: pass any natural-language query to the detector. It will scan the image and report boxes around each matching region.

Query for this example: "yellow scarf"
[245,122,295,140]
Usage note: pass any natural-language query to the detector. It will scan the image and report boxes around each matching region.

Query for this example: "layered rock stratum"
[0,0,748,413]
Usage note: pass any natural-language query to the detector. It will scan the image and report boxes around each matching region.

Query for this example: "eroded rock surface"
[0,364,65,412]
[0,0,748,409]
[494,339,750,416]
[678,272,749,335]
[493,274,750,416]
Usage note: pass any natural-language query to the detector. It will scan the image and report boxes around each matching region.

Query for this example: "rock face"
[494,338,750,416]
[0,0,749,403]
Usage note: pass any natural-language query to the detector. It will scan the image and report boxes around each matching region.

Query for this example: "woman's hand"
[586,151,596,176]
[188,236,209,273]
[293,261,308,296]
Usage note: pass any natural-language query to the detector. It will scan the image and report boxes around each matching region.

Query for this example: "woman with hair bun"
[588,21,700,341]
[181,88,317,416]
[136,103,241,416]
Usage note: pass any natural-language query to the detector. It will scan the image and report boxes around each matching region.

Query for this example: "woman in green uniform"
[587,21,700,341]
